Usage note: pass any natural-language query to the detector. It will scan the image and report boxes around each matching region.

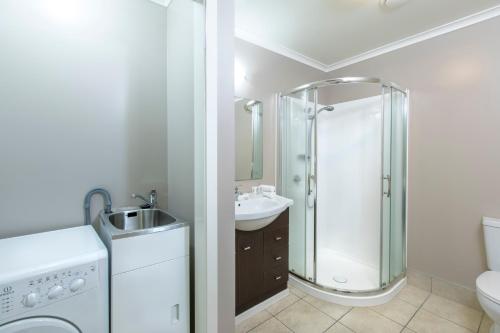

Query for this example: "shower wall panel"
[316,96,382,285]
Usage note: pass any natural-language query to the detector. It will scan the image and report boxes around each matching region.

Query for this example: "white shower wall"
[316,95,382,288]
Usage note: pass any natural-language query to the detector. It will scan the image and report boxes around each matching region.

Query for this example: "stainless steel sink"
[99,208,186,239]
[109,209,176,231]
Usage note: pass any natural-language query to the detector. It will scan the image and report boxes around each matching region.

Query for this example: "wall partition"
[279,78,408,303]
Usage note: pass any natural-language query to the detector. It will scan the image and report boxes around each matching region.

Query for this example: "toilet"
[477,217,500,333]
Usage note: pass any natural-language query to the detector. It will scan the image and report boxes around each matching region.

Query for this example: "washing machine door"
[0,317,80,333]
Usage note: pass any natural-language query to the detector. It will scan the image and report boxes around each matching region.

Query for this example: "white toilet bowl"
[477,271,500,333]
[477,217,500,333]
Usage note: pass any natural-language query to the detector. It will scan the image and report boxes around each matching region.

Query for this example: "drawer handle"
[243,246,252,251]
[275,256,282,261]
[275,275,282,281]
[275,236,282,241]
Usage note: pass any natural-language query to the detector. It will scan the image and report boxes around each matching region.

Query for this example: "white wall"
[166,0,195,222]
[0,0,168,237]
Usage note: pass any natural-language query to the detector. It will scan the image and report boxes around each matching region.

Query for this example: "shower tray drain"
[333,275,348,284]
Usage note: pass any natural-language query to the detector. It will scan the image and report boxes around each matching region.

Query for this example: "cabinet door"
[236,230,264,309]
[112,257,189,333]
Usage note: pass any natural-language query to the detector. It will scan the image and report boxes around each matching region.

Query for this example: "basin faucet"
[131,188,157,209]
[234,186,242,201]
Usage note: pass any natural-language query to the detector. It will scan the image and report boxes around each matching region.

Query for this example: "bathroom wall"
[0,0,168,237]
[326,16,500,289]
[234,38,326,191]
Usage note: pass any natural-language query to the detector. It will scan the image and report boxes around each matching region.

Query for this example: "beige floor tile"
[325,322,354,333]
[236,310,272,333]
[303,294,352,320]
[422,295,482,331]
[371,297,418,325]
[276,300,335,333]
[478,314,494,333]
[402,329,416,333]
[397,285,430,307]
[408,309,472,333]
[266,293,299,315]
[249,318,292,333]
[288,285,307,298]
[340,307,403,333]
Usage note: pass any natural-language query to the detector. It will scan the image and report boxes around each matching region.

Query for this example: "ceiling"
[235,0,500,71]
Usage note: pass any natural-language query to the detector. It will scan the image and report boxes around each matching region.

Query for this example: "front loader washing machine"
[0,226,108,333]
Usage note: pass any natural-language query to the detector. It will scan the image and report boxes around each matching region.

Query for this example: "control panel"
[0,262,99,320]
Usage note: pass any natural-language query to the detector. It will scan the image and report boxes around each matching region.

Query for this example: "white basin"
[235,194,293,231]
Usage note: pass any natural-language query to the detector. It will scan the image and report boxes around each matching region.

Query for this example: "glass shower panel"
[280,91,310,278]
[380,86,393,287]
[381,87,408,286]
[389,88,407,281]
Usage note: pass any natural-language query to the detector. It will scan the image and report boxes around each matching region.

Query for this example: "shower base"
[289,272,406,307]
[316,248,379,292]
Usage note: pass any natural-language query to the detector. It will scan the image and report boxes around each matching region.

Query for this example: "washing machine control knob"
[47,285,64,299]
[69,278,85,292]
[22,292,39,307]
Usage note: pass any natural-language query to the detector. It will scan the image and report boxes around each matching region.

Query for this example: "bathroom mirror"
[235,97,263,180]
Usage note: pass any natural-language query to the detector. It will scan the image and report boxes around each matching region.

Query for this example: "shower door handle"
[383,175,391,197]
[308,174,315,194]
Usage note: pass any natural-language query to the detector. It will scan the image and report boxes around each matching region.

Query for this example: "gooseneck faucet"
[83,188,112,225]
[131,188,157,209]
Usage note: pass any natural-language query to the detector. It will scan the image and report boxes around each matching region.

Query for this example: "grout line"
[395,293,426,308]
[417,296,480,332]
[321,319,338,333]
[300,294,353,321]
[477,313,485,333]
[240,312,273,333]
[412,308,477,333]
[247,316,278,333]
[270,295,302,317]
[272,313,296,332]
[403,291,432,330]
[405,293,478,333]
[363,306,408,329]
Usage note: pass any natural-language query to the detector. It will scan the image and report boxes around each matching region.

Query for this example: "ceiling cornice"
[235,28,330,72]
[236,5,500,73]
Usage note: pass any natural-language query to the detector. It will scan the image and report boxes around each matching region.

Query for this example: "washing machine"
[0,226,108,333]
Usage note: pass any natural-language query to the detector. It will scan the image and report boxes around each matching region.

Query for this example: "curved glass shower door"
[381,87,408,287]
[280,78,408,295]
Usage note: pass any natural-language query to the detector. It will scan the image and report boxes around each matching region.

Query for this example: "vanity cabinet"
[236,209,289,314]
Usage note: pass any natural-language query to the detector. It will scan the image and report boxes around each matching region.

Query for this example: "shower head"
[307,105,335,119]
[318,105,335,114]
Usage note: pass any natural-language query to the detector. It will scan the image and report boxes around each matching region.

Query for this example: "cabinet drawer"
[263,226,288,250]
[264,265,288,292]
[264,246,288,269]
[237,231,262,255]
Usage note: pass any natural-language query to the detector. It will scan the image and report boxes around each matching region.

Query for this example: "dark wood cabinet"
[236,209,289,315]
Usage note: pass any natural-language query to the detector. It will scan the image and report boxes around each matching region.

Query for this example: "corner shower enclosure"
[279,77,408,305]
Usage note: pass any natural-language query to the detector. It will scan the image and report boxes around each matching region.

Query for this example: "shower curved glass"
[278,77,408,304]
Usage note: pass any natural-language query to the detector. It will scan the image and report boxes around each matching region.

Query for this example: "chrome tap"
[234,185,242,201]
[132,188,157,209]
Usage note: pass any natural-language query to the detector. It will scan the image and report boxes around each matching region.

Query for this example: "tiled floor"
[236,284,494,333]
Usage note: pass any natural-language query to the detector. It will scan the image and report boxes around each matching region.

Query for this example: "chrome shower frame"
[277,76,409,298]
